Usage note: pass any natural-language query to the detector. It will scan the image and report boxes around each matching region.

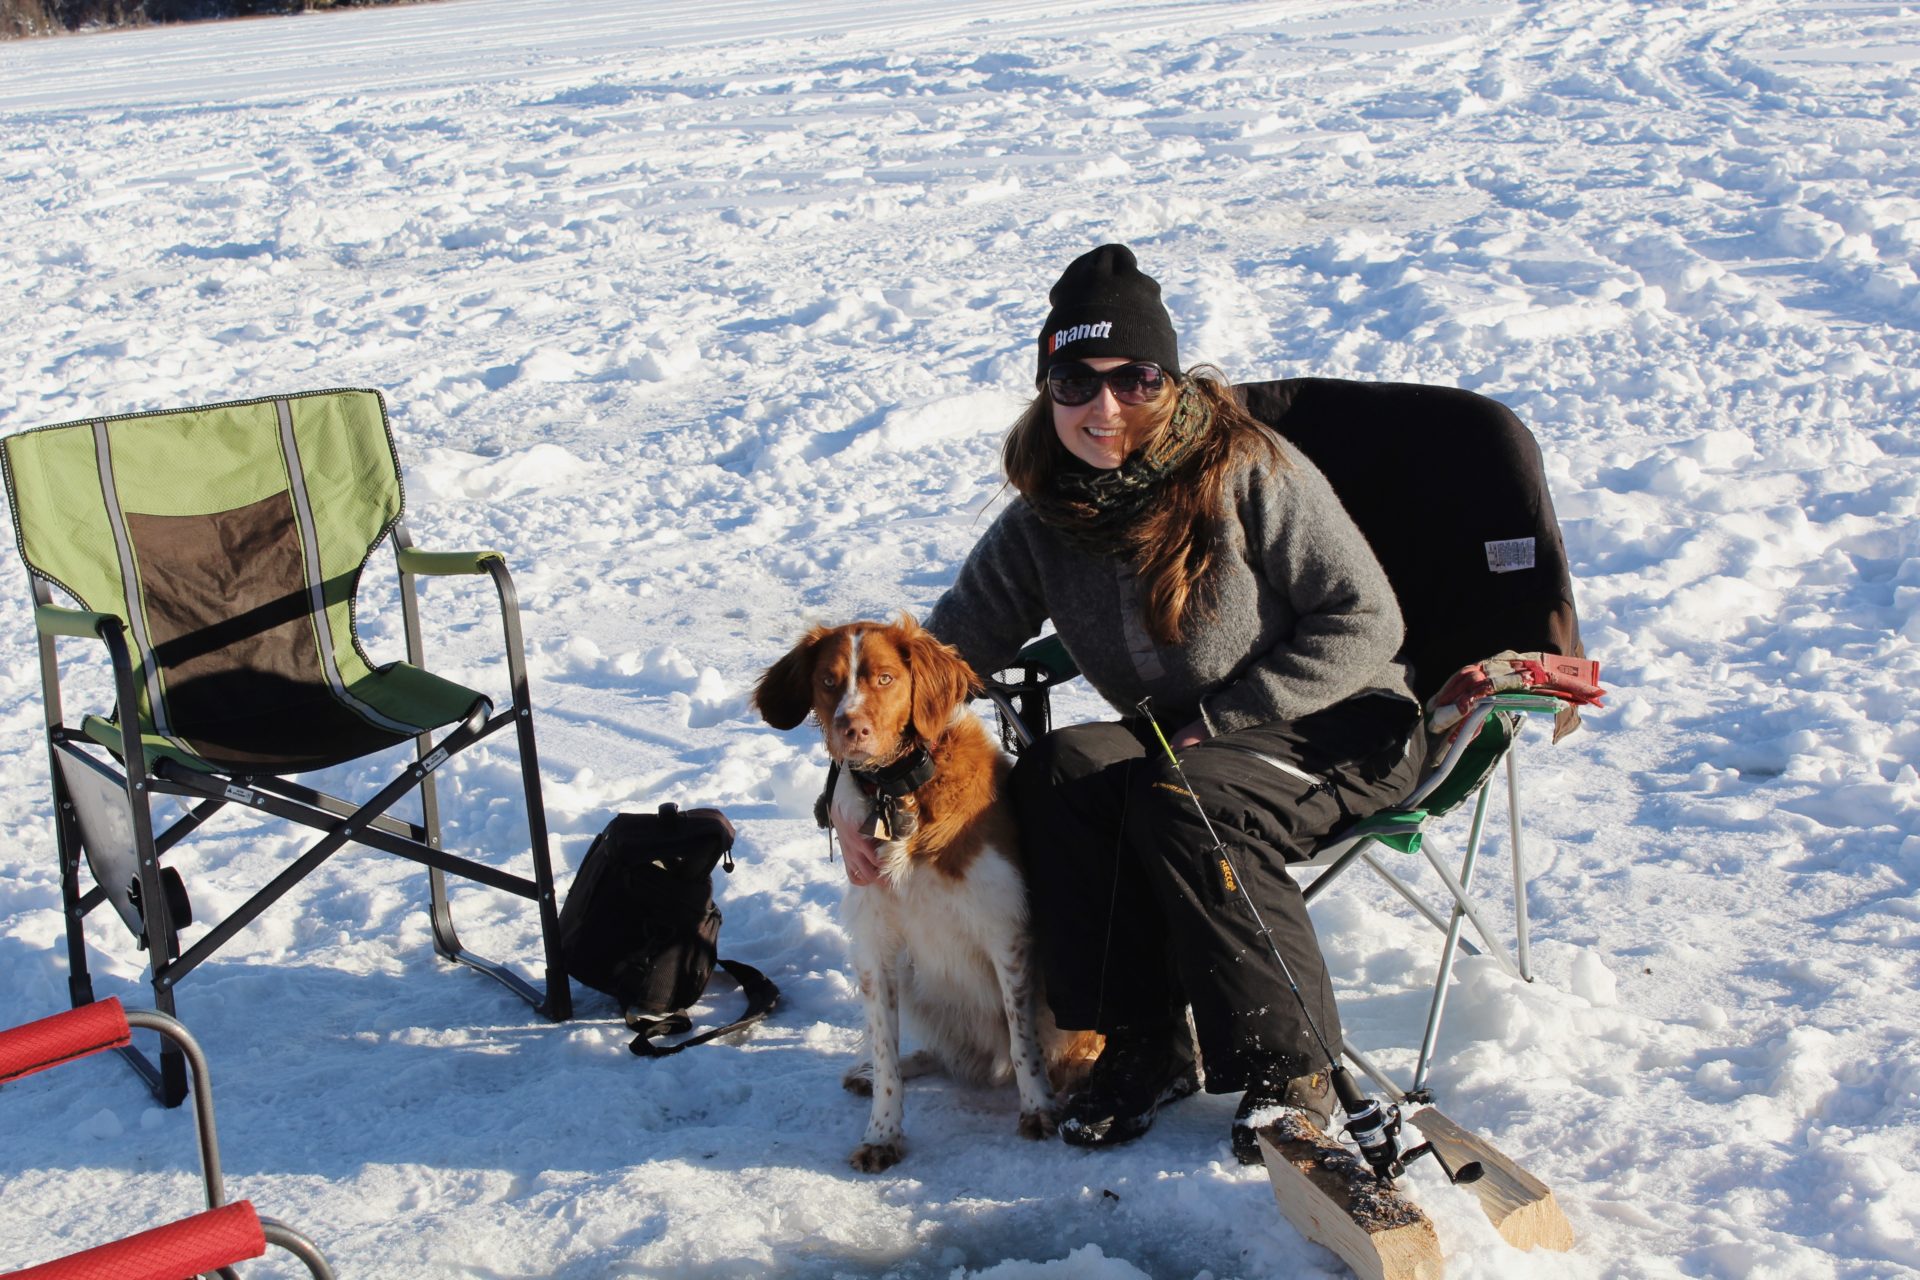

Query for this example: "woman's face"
[1051,356,1161,470]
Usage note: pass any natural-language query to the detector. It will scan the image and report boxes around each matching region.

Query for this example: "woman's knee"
[1128,741,1327,865]
[1011,721,1141,790]
[1009,722,1146,839]
[1125,749,1223,817]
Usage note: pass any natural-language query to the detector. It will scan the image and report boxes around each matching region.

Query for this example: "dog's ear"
[900,614,980,743]
[754,627,831,730]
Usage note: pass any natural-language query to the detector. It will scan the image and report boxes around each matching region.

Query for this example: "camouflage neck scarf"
[1026,379,1212,558]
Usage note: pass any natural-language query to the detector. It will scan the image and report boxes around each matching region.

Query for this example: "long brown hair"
[1003,366,1288,644]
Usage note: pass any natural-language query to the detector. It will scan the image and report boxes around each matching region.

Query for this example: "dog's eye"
[876,674,894,686]
[821,675,839,690]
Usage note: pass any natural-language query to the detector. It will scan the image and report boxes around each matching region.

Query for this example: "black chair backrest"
[1236,378,1584,711]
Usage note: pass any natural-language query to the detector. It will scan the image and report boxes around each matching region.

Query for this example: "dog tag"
[859,808,892,842]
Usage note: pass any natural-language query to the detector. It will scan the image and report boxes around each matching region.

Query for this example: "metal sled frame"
[1,998,334,1278]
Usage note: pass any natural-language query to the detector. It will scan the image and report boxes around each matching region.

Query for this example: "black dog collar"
[812,745,937,833]
[849,745,936,799]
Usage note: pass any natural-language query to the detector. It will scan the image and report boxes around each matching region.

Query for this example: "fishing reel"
[1332,1067,1483,1188]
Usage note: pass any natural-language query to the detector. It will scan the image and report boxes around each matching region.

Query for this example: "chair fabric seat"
[81,660,483,774]
[1307,807,1429,862]
[1416,712,1516,816]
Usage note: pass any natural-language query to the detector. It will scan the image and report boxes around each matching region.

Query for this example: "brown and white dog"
[754,615,1092,1172]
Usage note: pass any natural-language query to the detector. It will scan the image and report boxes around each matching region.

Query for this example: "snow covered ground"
[2,0,1918,1275]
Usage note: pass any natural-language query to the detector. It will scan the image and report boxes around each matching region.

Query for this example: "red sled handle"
[0,997,132,1087]
[2,1200,266,1280]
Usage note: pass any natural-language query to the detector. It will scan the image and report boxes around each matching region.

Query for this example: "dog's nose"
[836,715,872,746]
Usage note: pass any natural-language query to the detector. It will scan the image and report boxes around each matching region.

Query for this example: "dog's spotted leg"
[851,955,907,1172]
[992,934,1058,1140]
[843,1049,940,1097]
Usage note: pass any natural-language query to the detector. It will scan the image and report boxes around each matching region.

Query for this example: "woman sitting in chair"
[836,243,1425,1164]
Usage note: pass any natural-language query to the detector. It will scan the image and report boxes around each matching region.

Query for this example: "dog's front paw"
[842,1062,874,1097]
[1018,1108,1060,1141]
[849,1140,905,1173]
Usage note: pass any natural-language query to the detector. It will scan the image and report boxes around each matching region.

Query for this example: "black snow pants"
[1009,693,1425,1094]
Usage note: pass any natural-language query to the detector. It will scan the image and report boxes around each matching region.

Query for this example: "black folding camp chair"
[985,377,1591,1103]
[2,388,571,1107]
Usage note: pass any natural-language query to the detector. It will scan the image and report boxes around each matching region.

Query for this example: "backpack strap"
[625,959,781,1058]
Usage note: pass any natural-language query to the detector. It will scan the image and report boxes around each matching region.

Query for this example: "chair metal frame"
[17,396,572,1108]
[984,673,1566,1105]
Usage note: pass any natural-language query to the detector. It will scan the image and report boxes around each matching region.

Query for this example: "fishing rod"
[1135,698,1480,1188]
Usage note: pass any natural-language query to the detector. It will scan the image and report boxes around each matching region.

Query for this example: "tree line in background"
[2,0,401,38]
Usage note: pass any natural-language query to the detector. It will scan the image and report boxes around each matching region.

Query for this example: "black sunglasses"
[1046,361,1169,407]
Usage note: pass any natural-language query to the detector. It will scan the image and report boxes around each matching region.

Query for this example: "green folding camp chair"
[2,388,571,1107]
[984,376,1593,1104]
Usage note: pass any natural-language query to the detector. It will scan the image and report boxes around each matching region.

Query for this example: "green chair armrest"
[35,604,117,639]
[398,547,505,576]
[1013,633,1079,683]
[1348,808,1428,855]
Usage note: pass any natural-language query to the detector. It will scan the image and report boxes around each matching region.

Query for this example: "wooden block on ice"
[1256,1115,1443,1280]
[1407,1108,1573,1252]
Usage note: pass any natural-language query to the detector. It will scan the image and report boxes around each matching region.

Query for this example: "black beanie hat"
[1035,243,1180,387]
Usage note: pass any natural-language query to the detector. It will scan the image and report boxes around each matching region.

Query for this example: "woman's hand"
[1170,719,1211,752]
[833,810,887,887]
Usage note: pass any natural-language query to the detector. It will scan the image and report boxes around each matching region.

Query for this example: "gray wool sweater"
[926,437,1415,735]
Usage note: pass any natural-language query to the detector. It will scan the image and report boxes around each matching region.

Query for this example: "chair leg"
[51,746,191,1106]
[1416,793,1518,978]
[1506,750,1534,983]
[1411,774,1526,1097]
[135,867,190,1108]
[416,716,570,1021]
[509,702,570,1021]
[1356,851,1484,955]
[98,920,191,1108]
[490,554,570,1021]
[151,736,560,1025]
[417,753,463,964]
[51,766,97,1011]
[1413,827,1482,1098]
[402,720,534,1004]
[147,975,189,1108]
[1342,1043,1417,1105]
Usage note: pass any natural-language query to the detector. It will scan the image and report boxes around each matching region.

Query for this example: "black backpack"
[558,804,778,1056]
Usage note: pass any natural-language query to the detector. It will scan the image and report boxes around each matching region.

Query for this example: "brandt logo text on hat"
[1034,243,1179,386]
[1050,321,1114,353]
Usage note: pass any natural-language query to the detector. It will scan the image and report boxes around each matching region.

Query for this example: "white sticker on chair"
[1485,537,1537,573]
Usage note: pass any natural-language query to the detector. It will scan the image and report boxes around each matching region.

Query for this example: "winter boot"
[1231,1066,1335,1165]
[1059,1025,1199,1149]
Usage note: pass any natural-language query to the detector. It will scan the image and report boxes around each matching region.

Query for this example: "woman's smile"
[1053,357,1156,469]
